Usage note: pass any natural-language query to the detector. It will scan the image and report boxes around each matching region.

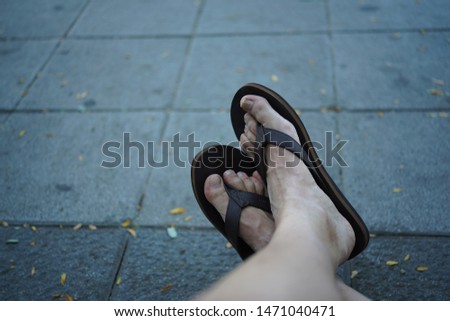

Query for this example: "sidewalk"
[1,0,449,300]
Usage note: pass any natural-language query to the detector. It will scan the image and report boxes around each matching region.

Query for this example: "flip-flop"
[191,144,272,260]
[230,83,369,259]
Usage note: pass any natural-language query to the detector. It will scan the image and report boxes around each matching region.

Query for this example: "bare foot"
[240,95,356,265]
[204,169,274,251]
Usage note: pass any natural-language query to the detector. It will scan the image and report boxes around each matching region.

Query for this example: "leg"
[196,95,369,300]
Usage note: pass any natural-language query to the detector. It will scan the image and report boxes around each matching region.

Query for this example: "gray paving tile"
[175,35,333,110]
[71,0,199,36]
[0,112,165,224]
[0,0,87,37]
[0,226,127,300]
[19,39,188,110]
[351,235,450,300]
[197,0,327,34]
[340,112,450,233]
[0,40,57,108]
[330,0,450,31]
[334,32,450,109]
[138,111,339,227]
[110,227,241,300]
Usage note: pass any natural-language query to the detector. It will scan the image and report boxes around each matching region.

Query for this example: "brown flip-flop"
[191,144,272,260]
[230,83,369,259]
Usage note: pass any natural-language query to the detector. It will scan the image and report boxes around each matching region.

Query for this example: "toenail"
[240,96,254,109]
[208,175,222,188]
[224,169,234,176]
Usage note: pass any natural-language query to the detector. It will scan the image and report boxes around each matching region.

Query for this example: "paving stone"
[334,32,450,109]
[197,0,327,34]
[110,227,242,300]
[330,0,450,31]
[0,226,127,300]
[0,0,87,37]
[0,40,57,108]
[339,112,450,233]
[351,235,450,300]
[18,39,188,110]
[71,0,199,36]
[0,112,165,224]
[175,35,334,110]
[138,111,339,227]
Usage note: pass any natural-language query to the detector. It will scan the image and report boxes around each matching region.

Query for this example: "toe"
[204,174,230,219]
[237,171,256,193]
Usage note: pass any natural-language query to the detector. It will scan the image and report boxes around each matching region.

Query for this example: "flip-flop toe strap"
[223,183,271,252]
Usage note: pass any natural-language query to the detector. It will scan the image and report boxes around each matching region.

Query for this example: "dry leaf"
[271,74,279,83]
[169,207,186,215]
[404,254,410,261]
[167,226,177,239]
[183,215,193,222]
[52,294,62,299]
[121,219,132,228]
[427,88,444,96]
[19,130,26,137]
[88,224,97,230]
[161,284,173,292]
[225,242,233,249]
[295,109,301,115]
[392,188,402,193]
[65,294,74,301]
[127,228,137,238]
[31,266,36,276]
[1,221,8,227]
[75,91,88,100]
[31,226,37,231]
[30,241,36,246]
[73,223,82,230]
[416,266,428,272]
[61,272,67,286]
[351,270,359,279]
[386,260,399,266]
[116,276,122,285]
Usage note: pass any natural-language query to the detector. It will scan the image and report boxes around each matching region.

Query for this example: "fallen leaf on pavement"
[161,284,173,292]
[31,226,37,231]
[88,224,97,230]
[116,276,122,285]
[351,270,359,279]
[225,242,233,249]
[427,88,444,96]
[439,112,448,118]
[432,79,445,86]
[31,266,36,276]
[392,188,402,193]
[52,294,62,299]
[121,219,132,228]
[386,260,399,266]
[183,216,193,222]
[404,254,410,261]
[416,266,429,272]
[169,207,186,215]
[61,273,67,286]
[73,223,82,230]
[127,228,137,238]
[19,130,26,137]
[167,226,177,239]
[65,294,74,301]
[271,74,279,83]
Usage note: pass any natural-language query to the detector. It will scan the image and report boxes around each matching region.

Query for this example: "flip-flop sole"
[191,144,258,259]
[230,83,369,259]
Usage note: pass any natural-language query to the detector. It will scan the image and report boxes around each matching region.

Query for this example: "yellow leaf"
[30,241,36,246]
[427,88,444,96]
[52,294,62,299]
[183,215,193,222]
[31,266,36,276]
[225,242,233,249]
[386,260,399,266]
[127,228,137,238]
[271,74,279,83]
[75,91,88,100]
[73,223,82,230]
[31,225,37,232]
[61,272,67,285]
[404,254,410,261]
[377,111,384,118]
[392,188,402,193]
[416,266,429,272]
[161,284,173,292]
[64,294,74,301]
[116,276,122,285]
[121,219,132,228]
[88,224,97,230]
[351,270,359,279]
[19,130,26,137]
[169,207,186,215]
